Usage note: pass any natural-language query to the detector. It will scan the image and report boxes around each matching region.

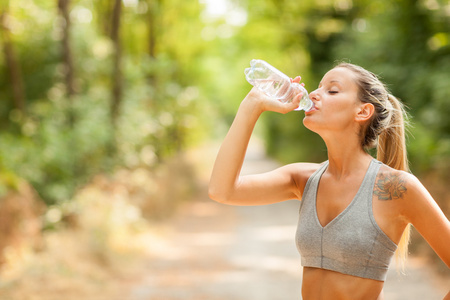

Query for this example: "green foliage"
[0,0,210,205]
[0,0,448,206]
[0,170,22,197]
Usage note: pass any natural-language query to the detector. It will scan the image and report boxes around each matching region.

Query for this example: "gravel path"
[129,140,448,299]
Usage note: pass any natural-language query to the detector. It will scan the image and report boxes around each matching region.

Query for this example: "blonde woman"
[209,63,450,299]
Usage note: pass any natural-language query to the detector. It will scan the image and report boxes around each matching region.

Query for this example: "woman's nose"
[309,89,319,101]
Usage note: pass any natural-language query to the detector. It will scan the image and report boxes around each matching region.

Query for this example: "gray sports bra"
[295,159,398,281]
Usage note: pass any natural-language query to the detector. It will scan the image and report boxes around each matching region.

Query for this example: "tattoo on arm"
[374,173,407,200]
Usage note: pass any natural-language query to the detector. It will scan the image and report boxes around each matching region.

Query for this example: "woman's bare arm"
[402,174,450,267]
[208,86,305,206]
[401,174,450,299]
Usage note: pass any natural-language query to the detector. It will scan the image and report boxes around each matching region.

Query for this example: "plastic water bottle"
[244,59,314,112]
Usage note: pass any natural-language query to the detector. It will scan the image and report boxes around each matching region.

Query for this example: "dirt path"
[127,139,448,300]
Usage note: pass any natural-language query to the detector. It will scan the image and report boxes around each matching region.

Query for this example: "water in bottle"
[244,59,314,112]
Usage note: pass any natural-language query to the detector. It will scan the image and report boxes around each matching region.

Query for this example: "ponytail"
[377,94,409,172]
[377,94,410,270]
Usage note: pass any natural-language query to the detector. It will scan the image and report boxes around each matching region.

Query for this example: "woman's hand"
[242,76,305,115]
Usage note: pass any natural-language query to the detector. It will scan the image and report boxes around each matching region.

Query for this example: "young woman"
[209,62,450,300]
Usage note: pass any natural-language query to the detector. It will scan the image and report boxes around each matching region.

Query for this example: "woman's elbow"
[208,184,231,204]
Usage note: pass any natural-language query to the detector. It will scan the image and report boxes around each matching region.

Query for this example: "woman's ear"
[356,103,375,123]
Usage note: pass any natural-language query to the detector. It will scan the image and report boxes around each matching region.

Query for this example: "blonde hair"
[335,62,410,269]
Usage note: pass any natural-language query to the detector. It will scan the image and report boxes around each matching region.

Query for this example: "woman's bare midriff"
[302,267,384,300]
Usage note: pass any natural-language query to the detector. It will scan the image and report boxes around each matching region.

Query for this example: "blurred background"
[0,0,448,299]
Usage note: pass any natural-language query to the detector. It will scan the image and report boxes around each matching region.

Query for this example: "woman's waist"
[302,267,384,300]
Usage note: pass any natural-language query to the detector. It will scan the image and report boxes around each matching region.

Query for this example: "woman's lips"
[305,105,318,115]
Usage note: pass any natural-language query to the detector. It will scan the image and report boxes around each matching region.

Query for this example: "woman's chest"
[316,175,404,244]
[316,177,363,227]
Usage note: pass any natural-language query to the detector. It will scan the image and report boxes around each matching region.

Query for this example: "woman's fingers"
[246,86,302,114]
[291,76,305,87]
[273,94,303,114]
[292,76,301,83]
[290,92,303,110]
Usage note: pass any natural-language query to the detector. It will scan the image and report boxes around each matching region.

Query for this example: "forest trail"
[127,139,449,300]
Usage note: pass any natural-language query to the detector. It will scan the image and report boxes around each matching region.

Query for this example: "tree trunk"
[0,7,26,115]
[147,0,161,86]
[110,0,123,127]
[58,0,75,99]
[147,0,158,58]
[92,0,112,39]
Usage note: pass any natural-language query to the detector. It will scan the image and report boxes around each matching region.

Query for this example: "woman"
[208,62,450,299]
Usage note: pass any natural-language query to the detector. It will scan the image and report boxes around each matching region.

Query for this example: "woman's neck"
[323,134,373,179]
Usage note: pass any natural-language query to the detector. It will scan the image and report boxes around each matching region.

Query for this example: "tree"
[57,0,75,99]
[110,0,123,127]
[147,0,160,59]
[0,1,26,115]
[57,0,76,128]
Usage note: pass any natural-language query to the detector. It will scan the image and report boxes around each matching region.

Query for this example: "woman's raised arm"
[208,86,305,206]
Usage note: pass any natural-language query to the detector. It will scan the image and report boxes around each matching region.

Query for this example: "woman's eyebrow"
[329,80,342,85]
[318,79,342,87]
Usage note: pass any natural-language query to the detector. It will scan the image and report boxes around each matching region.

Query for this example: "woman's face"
[303,67,362,135]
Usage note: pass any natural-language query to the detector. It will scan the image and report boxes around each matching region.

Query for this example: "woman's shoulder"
[285,161,325,176]
[377,163,417,182]
[375,162,423,201]
[283,161,326,194]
